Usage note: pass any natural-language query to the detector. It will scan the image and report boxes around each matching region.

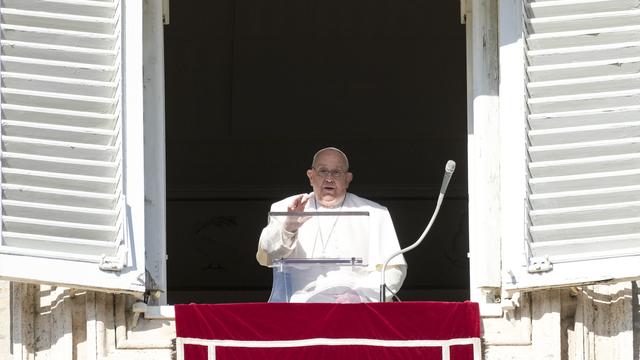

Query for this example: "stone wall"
[484,282,639,360]
[2,280,638,359]
[5,282,174,360]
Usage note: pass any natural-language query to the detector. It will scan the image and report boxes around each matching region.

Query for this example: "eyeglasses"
[314,168,347,179]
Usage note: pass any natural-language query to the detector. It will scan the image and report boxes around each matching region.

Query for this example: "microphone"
[440,160,456,195]
[379,160,456,302]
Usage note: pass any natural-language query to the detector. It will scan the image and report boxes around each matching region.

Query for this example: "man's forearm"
[258,223,298,262]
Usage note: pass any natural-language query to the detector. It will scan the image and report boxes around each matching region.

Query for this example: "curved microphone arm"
[379,160,455,302]
[379,194,444,302]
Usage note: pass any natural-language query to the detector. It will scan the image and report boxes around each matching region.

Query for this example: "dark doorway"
[164,0,469,303]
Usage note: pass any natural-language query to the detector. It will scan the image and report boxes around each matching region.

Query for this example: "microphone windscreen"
[445,160,456,173]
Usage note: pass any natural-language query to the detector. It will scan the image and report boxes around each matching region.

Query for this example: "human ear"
[306,169,314,184]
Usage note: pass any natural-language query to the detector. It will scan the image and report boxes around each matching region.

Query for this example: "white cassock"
[257,192,407,302]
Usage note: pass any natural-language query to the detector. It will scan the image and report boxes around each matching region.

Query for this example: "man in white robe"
[257,147,407,302]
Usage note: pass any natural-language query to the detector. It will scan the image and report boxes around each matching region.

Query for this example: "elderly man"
[257,147,407,302]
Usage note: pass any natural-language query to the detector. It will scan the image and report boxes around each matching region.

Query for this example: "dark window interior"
[164,0,469,303]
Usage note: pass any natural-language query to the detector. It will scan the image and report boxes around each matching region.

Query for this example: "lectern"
[266,211,373,303]
[269,257,375,302]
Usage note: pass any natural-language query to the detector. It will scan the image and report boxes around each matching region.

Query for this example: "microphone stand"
[379,161,455,302]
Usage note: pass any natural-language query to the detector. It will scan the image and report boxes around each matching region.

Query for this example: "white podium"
[269,257,377,303]
[267,211,374,303]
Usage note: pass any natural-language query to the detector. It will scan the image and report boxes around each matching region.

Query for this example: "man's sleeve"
[349,205,407,302]
[377,208,407,266]
[256,222,298,266]
[256,197,300,266]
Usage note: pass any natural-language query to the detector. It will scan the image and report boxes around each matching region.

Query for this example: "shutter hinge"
[527,255,553,273]
[99,246,128,272]
[99,255,125,271]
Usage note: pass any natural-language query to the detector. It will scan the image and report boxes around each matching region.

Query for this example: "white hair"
[311,147,349,170]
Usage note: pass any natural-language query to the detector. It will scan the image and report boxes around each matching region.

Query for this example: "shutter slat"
[528,26,640,50]
[1,0,117,18]
[3,216,119,242]
[2,137,117,161]
[529,153,640,177]
[529,105,640,129]
[2,152,118,177]
[3,232,117,250]
[527,42,640,66]
[2,88,117,113]
[529,138,640,161]
[528,121,640,145]
[2,168,117,193]
[1,104,117,129]
[1,8,117,34]
[2,72,117,97]
[529,74,640,97]
[530,234,640,260]
[1,235,117,257]
[2,200,117,225]
[528,57,640,82]
[529,169,640,193]
[2,184,117,209]
[527,0,640,18]
[1,24,116,50]
[527,10,640,33]
[528,90,640,113]
[530,185,640,209]
[1,40,117,65]
[531,201,640,225]
[2,120,117,144]
[530,217,640,241]
[0,244,116,261]
[2,56,116,81]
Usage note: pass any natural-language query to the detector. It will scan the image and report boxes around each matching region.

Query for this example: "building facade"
[1,0,640,358]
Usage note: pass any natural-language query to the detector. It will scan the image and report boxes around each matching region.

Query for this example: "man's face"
[306,150,353,207]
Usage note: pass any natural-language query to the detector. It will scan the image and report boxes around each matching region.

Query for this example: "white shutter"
[0,0,145,293]
[503,0,640,290]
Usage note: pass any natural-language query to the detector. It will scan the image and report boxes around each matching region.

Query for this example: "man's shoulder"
[346,193,388,212]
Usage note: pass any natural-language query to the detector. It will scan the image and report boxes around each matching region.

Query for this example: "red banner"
[175,301,480,360]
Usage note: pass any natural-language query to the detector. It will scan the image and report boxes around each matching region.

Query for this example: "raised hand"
[283,194,311,232]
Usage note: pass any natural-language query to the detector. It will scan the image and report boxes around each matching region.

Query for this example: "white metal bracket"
[99,255,125,271]
[527,256,553,273]
[99,245,128,272]
[500,291,520,312]
[99,235,129,271]
[130,302,175,328]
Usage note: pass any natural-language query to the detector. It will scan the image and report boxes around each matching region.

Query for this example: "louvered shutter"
[502,0,640,290]
[0,0,145,292]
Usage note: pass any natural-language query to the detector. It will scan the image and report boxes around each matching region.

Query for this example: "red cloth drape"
[175,301,480,360]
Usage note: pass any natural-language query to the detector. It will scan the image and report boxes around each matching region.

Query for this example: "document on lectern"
[267,211,377,303]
